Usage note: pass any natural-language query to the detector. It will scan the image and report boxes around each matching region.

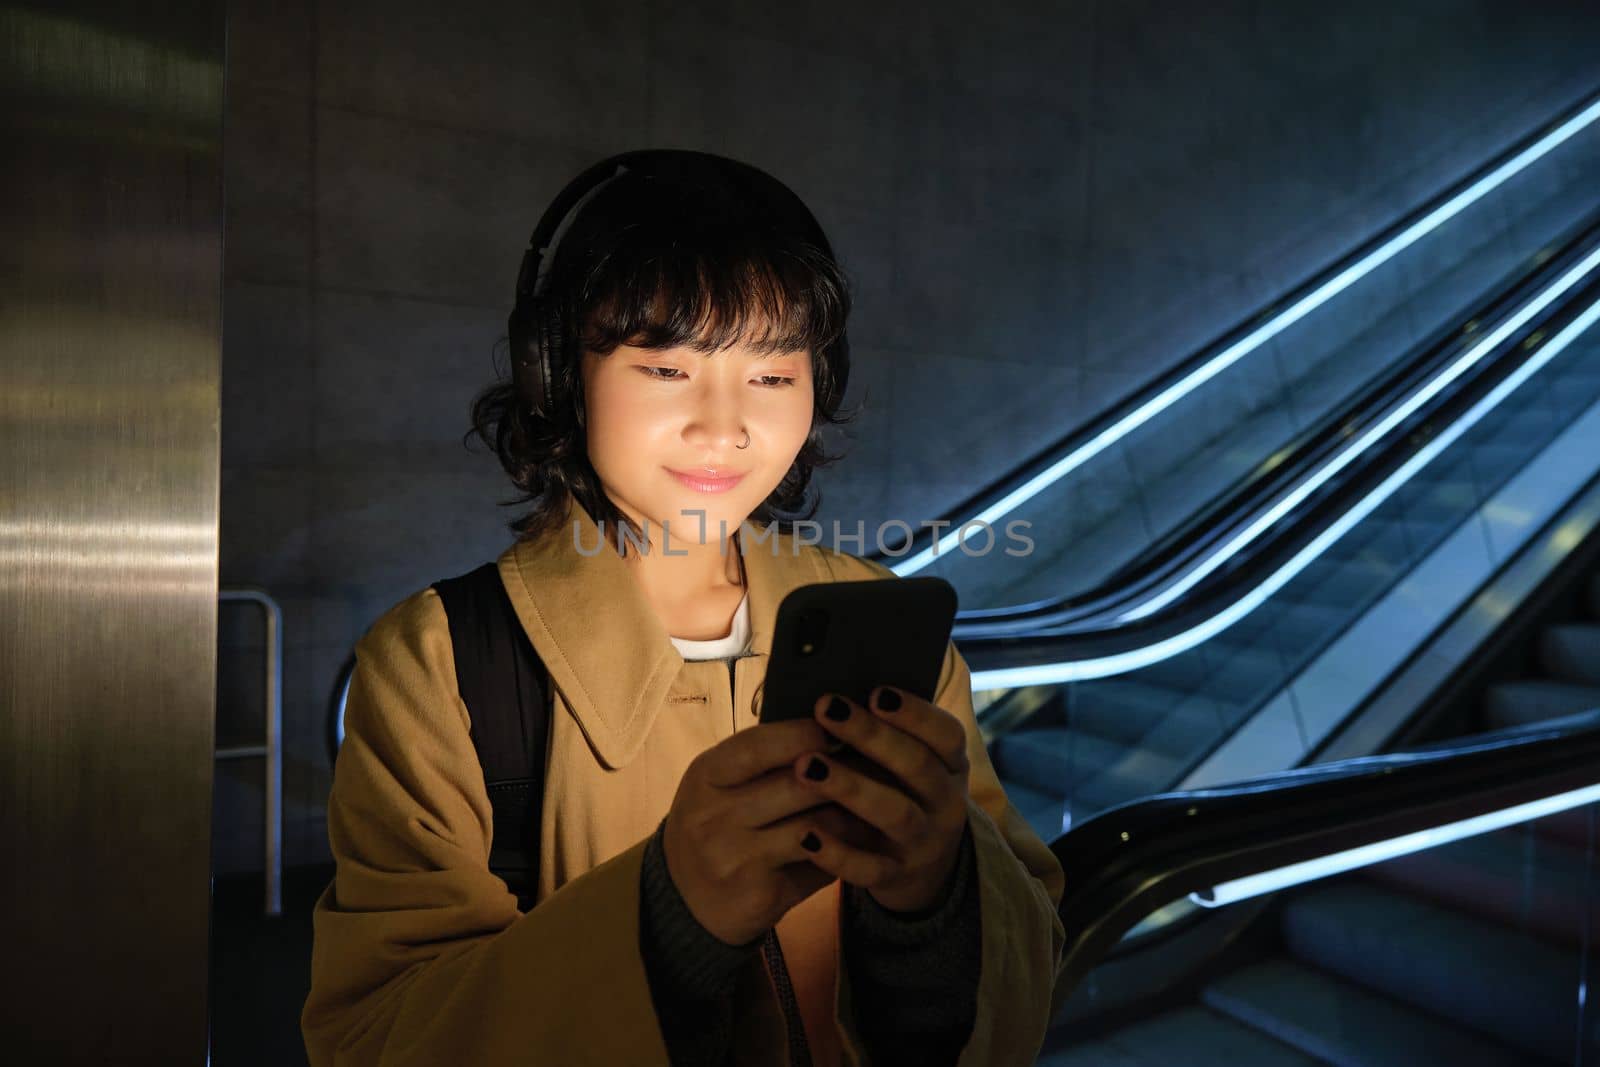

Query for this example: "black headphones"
[507,149,849,424]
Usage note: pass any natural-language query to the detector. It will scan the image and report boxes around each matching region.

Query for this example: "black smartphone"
[757,576,959,759]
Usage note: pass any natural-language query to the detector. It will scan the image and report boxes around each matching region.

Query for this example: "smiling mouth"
[665,467,747,493]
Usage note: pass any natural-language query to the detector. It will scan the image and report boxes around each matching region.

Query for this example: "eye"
[638,366,796,388]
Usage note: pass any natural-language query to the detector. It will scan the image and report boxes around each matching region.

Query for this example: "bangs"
[566,206,851,360]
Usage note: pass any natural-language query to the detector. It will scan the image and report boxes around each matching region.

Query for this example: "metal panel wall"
[1,4,224,1062]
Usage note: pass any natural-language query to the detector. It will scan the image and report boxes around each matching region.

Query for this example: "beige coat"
[302,489,1068,1065]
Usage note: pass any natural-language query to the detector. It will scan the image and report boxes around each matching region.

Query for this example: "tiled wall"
[216,0,1600,872]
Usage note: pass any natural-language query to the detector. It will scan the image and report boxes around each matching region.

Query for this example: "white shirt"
[667,590,752,661]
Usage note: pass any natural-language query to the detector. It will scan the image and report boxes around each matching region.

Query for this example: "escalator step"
[1076,744,1183,802]
[1201,957,1536,1067]
[1362,480,1452,543]
[1359,827,1600,948]
[1070,678,1225,756]
[1129,647,1211,692]
[1294,554,1400,612]
[1236,600,1347,662]
[998,767,1179,831]
[1277,880,1591,1062]
[1036,1005,1321,1067]
[1408,449,1475,491]
[1541,623,1600,686]
[991,727,1183,810]
[1471,395,1560,448]
[1066,752,1186,818]
[1138,643,1284,708]
[1400,477,1476,527]
[1208,645,1291,707]
[1323,516,1408,564]
[1468,441,1540,490]
[990,727,1122,796]
[1544,368,1600,422]
[1483,678,1600,730]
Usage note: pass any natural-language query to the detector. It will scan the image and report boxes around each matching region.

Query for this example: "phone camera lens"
[796,609,828,658]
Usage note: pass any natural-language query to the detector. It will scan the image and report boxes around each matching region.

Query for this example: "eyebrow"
[649,348,807,360]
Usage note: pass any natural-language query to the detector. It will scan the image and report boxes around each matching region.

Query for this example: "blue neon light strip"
[1189,782,1600,908]
[969,289,1600,691]
[1123,243,1600,620]
[893,93,1600,580]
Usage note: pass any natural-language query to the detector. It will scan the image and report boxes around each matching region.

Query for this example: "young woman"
[302,151,1066,1066]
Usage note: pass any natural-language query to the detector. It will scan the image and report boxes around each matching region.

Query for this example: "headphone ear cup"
[537,298,561,423]
[558,315,587,431]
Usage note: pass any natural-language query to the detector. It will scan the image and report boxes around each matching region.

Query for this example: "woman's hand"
[792,686,972,913]
[661,717,904,946]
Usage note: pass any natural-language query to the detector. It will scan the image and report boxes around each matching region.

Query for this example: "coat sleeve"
[841,814,982,1065]
[827,556,1069,1065]
[301,588,672,1067]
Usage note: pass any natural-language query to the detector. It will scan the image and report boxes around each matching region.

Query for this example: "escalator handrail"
[960,251,1600,685]
[1046,706,1600,1001]
[957,204,1600,640]
[872,81,1600,600]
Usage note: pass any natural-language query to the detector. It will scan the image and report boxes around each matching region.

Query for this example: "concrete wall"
[216,0,1600,871]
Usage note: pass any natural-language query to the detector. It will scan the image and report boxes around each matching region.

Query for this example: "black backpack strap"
[431,561,550,912]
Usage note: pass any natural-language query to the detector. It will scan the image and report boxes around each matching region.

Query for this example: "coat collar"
[495,488,831,769]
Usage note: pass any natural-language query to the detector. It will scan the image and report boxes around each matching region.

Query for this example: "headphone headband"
[515,155,639,304]
[516,149,837,304]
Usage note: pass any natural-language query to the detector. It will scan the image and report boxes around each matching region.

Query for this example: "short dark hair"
[467,170,861,553]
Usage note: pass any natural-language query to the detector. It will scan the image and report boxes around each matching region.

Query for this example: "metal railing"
[1048,708,1600,1003]
[217,587,283,917]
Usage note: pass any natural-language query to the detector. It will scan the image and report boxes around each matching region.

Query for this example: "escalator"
[853,84,1600,850]
[860,88,1600,1066]
[985,259,1600,840]
[838,85,1600,1062]
[1041,543,1600,1064]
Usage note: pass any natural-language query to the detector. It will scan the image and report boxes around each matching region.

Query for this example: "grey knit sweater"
[638,812,982,1066]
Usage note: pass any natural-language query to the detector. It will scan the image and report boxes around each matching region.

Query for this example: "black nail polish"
[876,687,902,711]
[825,696,850,722]
[801,832,821,853]
[804,756,829,781]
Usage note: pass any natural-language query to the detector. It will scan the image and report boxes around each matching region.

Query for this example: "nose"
[682,385,748,455]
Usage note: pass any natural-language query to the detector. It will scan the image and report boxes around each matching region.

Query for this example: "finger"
[865,686,971,775]
[702,718,832,788]
[727,767,889,854]
[726,764,840,830]
[793,749,929,850]
[812,693,953,808]
[808,798,893,853]
[789,819,903,889]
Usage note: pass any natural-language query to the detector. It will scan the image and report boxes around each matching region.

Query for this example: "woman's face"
[581,335,815,547]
